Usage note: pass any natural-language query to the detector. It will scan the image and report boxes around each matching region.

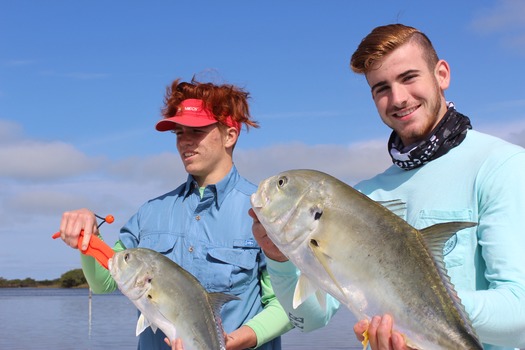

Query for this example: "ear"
[224,127,239,148]
[435,59,450,90]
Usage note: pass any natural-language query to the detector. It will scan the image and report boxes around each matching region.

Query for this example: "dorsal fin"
[377,199,406,219]
[208,292,240,350]
[420,221,482,347]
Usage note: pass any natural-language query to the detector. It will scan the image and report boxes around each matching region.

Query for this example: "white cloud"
[0,140,106,181]
[470,0,525,55]
[235,140,390,186]
[0,119,23,143]
[5,115,525,280]
[471,0,525,33]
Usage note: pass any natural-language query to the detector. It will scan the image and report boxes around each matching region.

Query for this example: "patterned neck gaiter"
[388,104,472,170]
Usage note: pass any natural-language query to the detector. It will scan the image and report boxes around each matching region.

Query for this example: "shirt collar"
[182,165,240,208]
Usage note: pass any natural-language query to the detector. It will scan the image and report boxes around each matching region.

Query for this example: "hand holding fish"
[165,326,256,350]
[353,315,414,350]
[248,208,288,262]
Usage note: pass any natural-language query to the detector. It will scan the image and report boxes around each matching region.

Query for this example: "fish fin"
[361,329,369,350]
[315,289,327,311]
[136,313,154,336]
[404,335,423,350]
[208,292,240,349]
[420,221,476,261]
[292,274,318,309]
[308,239,347,300]
[377,199,406,218]
[208,292,240,314]
[420,221,481,346]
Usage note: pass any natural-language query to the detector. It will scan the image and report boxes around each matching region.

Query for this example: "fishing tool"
[52,214,115,269]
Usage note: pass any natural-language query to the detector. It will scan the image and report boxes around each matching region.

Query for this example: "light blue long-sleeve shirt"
[112,165,290,349]
[267,130,525,350]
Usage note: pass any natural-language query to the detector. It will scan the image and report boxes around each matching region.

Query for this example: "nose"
[390,83,408,108]
[176,130,194,147]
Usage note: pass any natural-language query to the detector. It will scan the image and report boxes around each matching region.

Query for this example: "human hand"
[165,338,184,350]
[248,208,288,262]
[165,330,231,350]
[58,208,98,251]
[353,315,413,350]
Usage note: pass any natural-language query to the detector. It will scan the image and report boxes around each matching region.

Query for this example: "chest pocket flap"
[208,248,258,270]
[137,232,177,254]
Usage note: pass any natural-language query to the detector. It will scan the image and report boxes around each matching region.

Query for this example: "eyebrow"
[370,69,420,94]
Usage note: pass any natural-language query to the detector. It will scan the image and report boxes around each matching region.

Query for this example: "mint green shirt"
[267,130,525,350]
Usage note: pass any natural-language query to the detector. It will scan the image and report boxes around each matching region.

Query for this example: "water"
[0,288,361,349]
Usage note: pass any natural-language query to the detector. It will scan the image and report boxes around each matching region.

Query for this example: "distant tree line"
[0,269,87,288]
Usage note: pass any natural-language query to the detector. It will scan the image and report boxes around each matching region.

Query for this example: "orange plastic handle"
[52,230,114,270]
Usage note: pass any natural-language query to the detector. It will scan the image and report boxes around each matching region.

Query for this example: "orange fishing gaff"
[52,214,115,270]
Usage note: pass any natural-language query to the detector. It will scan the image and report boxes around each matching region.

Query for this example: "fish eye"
[277,176,288,188]
[124,253,130,262]
[310,239,319,247]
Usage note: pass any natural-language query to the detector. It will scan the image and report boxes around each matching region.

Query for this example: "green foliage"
[0,277,37,288]
[0,268,87,288]
[59,269,87,288]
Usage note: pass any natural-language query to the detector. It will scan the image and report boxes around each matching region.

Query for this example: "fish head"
[251,170,327,253]
[109,248,157,301]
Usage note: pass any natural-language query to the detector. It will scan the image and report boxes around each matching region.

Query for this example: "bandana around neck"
[388,104,472,170]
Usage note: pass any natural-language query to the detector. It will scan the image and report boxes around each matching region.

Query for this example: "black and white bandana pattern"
[388,103,472,170]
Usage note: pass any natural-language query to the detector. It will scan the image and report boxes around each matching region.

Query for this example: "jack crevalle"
[108,247,238,350]
[251,169,483,350]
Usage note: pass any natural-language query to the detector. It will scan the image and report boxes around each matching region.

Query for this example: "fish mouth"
[109,251,151,301]
[250,192,265,210]
[252,174,315,247]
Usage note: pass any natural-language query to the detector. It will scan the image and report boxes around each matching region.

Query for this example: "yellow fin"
[361,329,369,350]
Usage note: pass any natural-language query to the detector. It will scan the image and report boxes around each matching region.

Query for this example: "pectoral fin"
[293,274,318,309]
[309,238,346,298]
[136,313,156,336]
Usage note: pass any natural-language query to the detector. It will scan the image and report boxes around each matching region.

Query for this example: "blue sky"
[1,0,524,280]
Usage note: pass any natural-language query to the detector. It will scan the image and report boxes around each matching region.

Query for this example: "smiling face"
[173,123,238,187]
[366,40,451,146]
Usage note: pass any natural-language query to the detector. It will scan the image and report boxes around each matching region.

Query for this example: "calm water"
[0,288,361,349]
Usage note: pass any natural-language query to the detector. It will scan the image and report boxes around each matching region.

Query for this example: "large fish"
[251,169,483,350]
[108,247,238,350]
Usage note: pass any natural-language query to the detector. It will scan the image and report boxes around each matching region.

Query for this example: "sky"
[1,0,525,280]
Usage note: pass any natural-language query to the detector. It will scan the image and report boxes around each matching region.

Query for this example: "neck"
[194,161,233,188]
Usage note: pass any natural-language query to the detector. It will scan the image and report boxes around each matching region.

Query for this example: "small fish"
[108,247,238,350]
[251,169,483,350]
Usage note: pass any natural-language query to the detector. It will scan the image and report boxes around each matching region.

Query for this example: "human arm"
[80,239,125,294]
[58,208,119,293]
[459,152,525,347]
[235,269,294,349]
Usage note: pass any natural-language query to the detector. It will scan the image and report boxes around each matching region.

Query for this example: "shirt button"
[188,246,194,252]
[195,215,200,221]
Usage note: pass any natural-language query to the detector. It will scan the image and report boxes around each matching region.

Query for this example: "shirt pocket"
[137,231,177,254]
[205,247,259,294]
[415,209,474,271]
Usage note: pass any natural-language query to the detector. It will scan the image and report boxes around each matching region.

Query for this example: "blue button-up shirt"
[120,166,278,349]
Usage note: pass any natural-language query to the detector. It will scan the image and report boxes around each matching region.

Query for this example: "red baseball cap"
[155,98,241,132]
